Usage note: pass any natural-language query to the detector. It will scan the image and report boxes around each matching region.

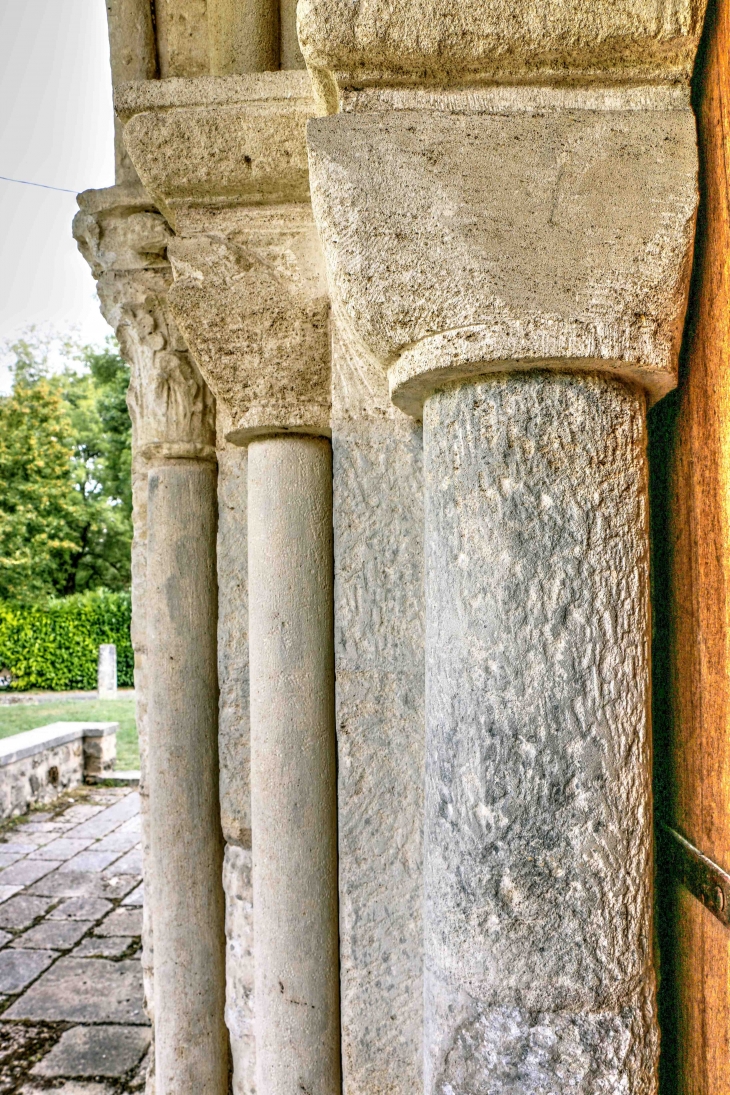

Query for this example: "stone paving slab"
[0,949,55,993]
[47,898,112,922]
[19,1083,116,1095]
[121,884,143,907]
[93,909,142,937]
[0,787,146,1091]
[60,851,121,874]
[0,861,62,887]
[29,838,94,861]
[0,896,54,930]
[27,870,138,901]
[12,919,94,951]
[5,958,147,1024]
[73,935,135,959]
[31,1024,150,1078]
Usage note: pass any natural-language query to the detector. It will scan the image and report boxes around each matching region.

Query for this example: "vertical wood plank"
[653,0,730,1089]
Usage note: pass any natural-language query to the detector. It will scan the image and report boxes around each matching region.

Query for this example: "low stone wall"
[0,722,117,818]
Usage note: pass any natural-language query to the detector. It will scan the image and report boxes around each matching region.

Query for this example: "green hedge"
[0,591,133,692]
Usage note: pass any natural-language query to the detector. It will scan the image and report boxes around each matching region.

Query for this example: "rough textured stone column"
[423,371,653,1088]
[248,436,339,1095]
[118,71,338,1095]
[301,2,706,1088]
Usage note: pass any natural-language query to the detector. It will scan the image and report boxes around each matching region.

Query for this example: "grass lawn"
[0,699,139,769]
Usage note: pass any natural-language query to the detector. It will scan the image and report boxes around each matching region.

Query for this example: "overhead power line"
[0,174,77,194]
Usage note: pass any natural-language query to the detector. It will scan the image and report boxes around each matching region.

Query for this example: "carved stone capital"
[307,88,698,416]
[116,74,331,442]
[73,185,216,462]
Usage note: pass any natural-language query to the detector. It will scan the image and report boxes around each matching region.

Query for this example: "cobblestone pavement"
[0,786,148,1093]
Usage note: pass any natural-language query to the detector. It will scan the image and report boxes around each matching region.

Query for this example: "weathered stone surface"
[223,844,254,1095]
[74,935,136,959]
[154,0,209,78]
[146,462,227,1094]
[29,872,137,901]
[422,372,656,1091]
[32,1024,150,1078]
[308,99,698,411]
[248,437,340,1095]
[0,949,55,994]
[216,414,250,849]
[0,896,54,931]
[94,909,142,937]
[12,919,93,951]
[19,1083,115,1095]
[167,206,330,441]
[48,898,113,922]
[118,73,314,224]
[331,328,425,1094]
[0,861,63,888]
[5,958,147,1024]
[299,0,708,94]
[208,0,278,75]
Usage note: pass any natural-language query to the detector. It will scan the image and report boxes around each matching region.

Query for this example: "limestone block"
[97,645,118,700]
[208,0,279,75]
[83,733,117,778]
[331,326,425,1094]
[298,0,708,94]
[117,73,315,225]
[154,0,209,78]
[216,405,251,847]
[223,843,255,1095]
[0,741,83,819]
[423,372,656,1091]
[307,96,698,410]
[168,207,330,441]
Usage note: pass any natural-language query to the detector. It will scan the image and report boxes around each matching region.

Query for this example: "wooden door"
[649,0,730,1089]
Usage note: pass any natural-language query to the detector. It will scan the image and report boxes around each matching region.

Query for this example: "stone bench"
[0,722,117,819]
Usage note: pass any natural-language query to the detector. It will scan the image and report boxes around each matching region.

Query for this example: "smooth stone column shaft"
[248,436,340,1095]
[147,461,227,1095]
[208,0,279,74]
[423,372,657,1093]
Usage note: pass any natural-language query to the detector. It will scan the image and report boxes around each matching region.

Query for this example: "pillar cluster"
[75,1,708,1092]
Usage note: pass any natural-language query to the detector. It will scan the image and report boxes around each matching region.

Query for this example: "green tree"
[0,331,133,602]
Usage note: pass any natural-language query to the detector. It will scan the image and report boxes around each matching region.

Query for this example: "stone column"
[248,435,338,1095]
[73,185,226,1095]
[118,72,339,1095]
[146,449,227,1095]
[300,2,706,1087]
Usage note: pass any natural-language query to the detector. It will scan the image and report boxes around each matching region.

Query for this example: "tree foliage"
[0,331,132,603]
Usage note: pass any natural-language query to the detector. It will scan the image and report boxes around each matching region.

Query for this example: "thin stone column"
[146,455,227,1095]
[423,371,654,1089]
[248,436,339,1095]
[119,73,334,1093]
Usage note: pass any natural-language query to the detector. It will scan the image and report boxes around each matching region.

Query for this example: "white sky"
[0,0,115,392]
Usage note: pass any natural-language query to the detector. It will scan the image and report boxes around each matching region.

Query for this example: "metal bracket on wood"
[662,824,730,927]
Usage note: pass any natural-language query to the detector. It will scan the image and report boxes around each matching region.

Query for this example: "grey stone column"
[422,371,654,1091]
[146,454,227,1095]
[248,436,340,1095]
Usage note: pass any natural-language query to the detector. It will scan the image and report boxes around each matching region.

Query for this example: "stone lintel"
[298,0,707,110]
[118,74,331,443]
[307,94,698,416]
